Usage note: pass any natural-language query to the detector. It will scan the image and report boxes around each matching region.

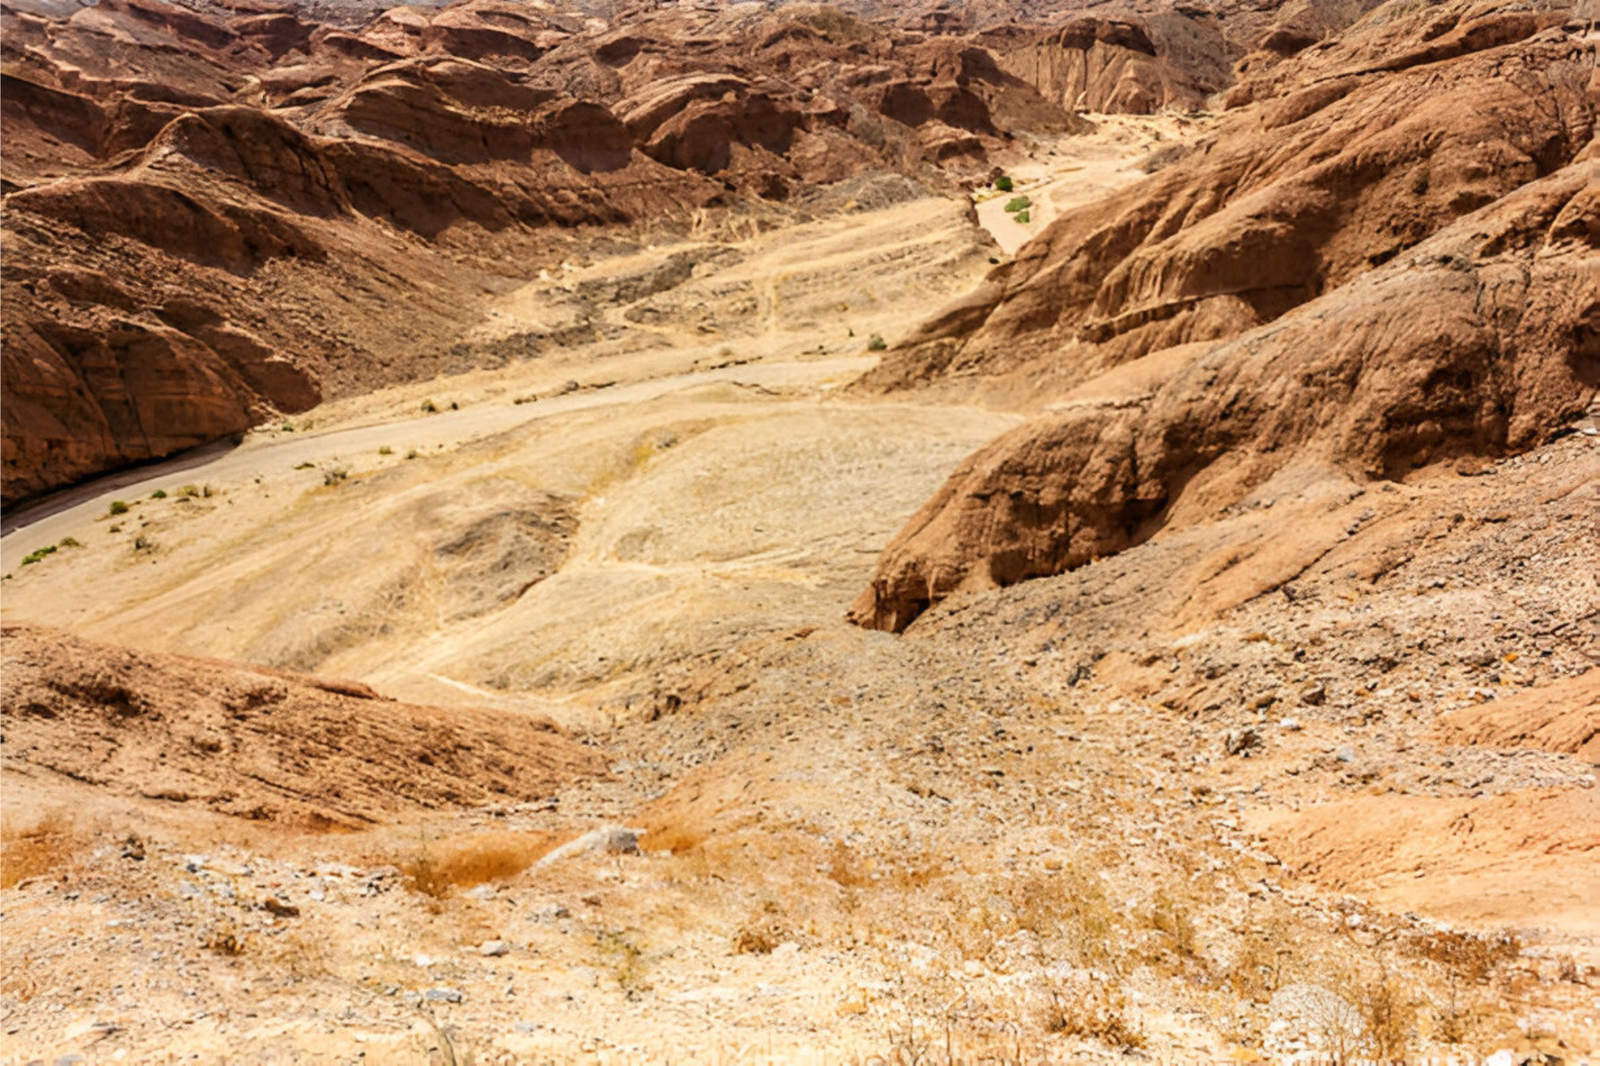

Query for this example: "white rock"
[536,826,641,866]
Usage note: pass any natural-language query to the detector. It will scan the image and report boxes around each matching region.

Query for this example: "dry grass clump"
[733,922,783,955]
[642,822,708,855]
[1148,888,1200,961]
[1406,928,1521,984]
[1009,865,1121,973]
[1224,921,1292,1002]
[1,812,88,889]
[733,900,791,955]
[1042,980,1146,1050]
[826,840,945,891]
[395,831,558,900]
[594,929,650,997]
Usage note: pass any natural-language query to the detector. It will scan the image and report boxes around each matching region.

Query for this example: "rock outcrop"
[979,18,1220,114]
[859,1,1591,400]
[0,623,606,827]
[852,150,1598,631]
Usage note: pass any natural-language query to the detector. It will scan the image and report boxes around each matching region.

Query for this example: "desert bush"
[108,500,129,516]
[1004,196,1031,213]
[294,462,315,470]
[868,334,888,351]
[378,445,393,456]
[150,489,167,499]
[788,4,874,45]
[995,175,1014,192]
[421,399,439,413]
[58,537,81,549]
[322,467,348,486]
[1015,210,1031,224]
[1305,984,1364,1066]
[1432,974,1476,1045]
[20,544,57,566]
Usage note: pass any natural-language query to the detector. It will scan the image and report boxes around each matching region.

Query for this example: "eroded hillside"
[2,0,1597,1061]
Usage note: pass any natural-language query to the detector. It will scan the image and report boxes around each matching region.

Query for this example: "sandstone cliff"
[853,149,1599,630]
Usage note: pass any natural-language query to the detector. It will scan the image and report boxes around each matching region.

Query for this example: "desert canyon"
[1,0,1597,1059]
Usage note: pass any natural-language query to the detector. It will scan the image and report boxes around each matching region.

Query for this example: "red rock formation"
[980,18,1214,114]
[853,154,1599,631]
[3,0,1078,504]
[860,6,1593,400]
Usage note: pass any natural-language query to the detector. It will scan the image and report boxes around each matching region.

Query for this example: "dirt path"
[0,357,873,569]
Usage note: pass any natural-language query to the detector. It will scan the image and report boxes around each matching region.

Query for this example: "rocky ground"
[3,0,1598,1061]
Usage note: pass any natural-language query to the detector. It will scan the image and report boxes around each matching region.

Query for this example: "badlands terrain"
[2,0,1599,1060]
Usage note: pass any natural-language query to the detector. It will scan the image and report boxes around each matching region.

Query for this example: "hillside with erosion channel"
[1,0,1598,1060]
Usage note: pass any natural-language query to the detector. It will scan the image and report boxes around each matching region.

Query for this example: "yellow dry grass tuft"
[1,812,88,889]
[394,831,560,899]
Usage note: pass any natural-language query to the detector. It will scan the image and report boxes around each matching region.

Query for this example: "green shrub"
[294,462,315,471]
[995,175,1014,192]
[150,489,167,499]
[1015,210,1031,224]
[281,423,295,432]
[378,445,393,456]
[1005,196,1031,213]
[21,545,57,566]
[867,334,887,351]
[58,537,82,549]
[108,500,129,516]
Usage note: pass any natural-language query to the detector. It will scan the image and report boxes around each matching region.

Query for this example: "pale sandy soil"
[976,114,1200,254]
